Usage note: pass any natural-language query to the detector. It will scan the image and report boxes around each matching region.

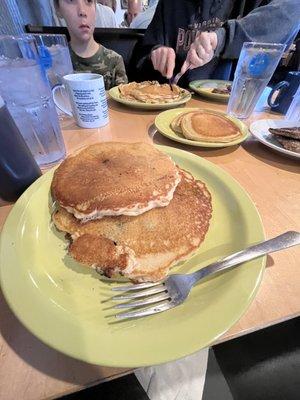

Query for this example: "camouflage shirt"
[70,45,128,90]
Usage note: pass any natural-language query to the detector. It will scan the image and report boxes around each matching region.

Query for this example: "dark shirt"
[133,0,300,86]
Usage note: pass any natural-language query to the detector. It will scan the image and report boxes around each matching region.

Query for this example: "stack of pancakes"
[269,126,300,153]
[51,142,212,282]
[118,81,186,104]
[171,110,242,142]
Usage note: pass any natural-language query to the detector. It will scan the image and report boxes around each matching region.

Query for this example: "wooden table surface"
[0,96,299,400]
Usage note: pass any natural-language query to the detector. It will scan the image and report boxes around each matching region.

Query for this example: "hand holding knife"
[151,31,218,86]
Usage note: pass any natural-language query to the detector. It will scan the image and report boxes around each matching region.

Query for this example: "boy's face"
[57,0,96,42]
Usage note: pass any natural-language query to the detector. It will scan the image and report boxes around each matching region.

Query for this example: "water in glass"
[0,36,66,167]
[34,34,73,87]
[228,42,286,119]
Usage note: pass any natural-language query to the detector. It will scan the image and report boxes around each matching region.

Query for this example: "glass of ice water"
[227,42,286,119]
[33,33,73,87]
[0,35,66,168]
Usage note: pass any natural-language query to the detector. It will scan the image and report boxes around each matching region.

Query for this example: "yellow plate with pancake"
[189,80,232,101]
[0,146,265,367]
[155,108,249,147]
[109,85,191,110]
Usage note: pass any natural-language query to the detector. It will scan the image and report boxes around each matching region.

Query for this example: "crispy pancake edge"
[52,168,213,282]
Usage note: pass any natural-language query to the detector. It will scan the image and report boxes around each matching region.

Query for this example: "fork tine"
[112,281,163,292]
[113,292,170,309]
[112,284,165,300]
[115,301,175,319]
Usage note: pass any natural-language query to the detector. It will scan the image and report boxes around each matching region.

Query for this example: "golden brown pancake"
[118,81,186,104]
[170,111,194,134]
[181,111,242,142]
[69,234,137,278]
[118,82,138,100]
[51,142,180,221]
[52,169,212,282]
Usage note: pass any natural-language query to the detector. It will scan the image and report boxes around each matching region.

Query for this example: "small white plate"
[250,119,300,159]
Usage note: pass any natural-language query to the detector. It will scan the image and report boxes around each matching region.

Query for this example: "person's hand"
[181,31,218,74]
[151,46,176,79]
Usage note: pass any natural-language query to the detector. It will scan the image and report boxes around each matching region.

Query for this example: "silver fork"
[111,231,300,319]
[169,62,192,86]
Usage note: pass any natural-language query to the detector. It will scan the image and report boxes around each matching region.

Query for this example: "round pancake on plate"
[118,82,137,100]
[181,111,242,142]
[170,111,194,134]
[52,169,212,283]
[51,142,180,221]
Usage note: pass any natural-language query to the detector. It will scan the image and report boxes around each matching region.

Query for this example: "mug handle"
[267,81,289,108]
[52,84,73,117]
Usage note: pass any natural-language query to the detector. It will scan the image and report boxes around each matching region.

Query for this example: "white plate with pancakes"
[0,145,265,367]
[109,81,191,109]
[155,108,249,147]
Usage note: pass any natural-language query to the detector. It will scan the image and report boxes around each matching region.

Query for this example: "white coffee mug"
[52,73,109,128]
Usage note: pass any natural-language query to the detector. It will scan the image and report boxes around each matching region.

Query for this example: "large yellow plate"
[0,146,265,367]
[155,108,249,147]
[189,79,232,102]
[108,85,191,110]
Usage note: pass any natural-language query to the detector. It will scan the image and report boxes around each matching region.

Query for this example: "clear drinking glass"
[227,42,286,119]
[33,33,73,87]
[0,35,66,168]
[285,85,300,122]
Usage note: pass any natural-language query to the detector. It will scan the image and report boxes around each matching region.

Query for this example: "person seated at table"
[54,0,117,27]
[54,0,127,89]
[95,1,117,27]
[134,0,300,87]
[120,0,142,27]
[97,0,117,13]
[130,0,158,29]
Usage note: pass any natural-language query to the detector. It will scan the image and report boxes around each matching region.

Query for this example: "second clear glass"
[33,33,73,87]
[0,35,66,168]
[227,42,286,119]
